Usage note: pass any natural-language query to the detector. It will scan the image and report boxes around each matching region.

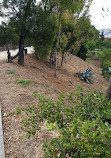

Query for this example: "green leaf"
[55,122,59,130]
[50,123,54,128]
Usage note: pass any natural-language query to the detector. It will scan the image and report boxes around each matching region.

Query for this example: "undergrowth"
[14,87,111,157]
[16,79,32,87]
[6,69,16,74]
[100,49,111,80]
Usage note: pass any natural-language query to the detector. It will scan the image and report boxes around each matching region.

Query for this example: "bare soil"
[0,54,109,158]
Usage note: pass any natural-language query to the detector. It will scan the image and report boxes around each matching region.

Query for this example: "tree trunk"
[65,53,67,63]
[55,51,58,76]
[61,51,64,66]
[50,51,53,68]
[18,35,24,65]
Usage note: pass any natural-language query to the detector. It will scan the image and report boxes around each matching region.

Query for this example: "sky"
[0,0,111,30]
[90,0,111,29]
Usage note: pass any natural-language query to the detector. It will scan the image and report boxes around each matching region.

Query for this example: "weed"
[9,106,25,116]
[16,79,32,87]
[16,106,21,115]
[9,110,16,116]
[6,69,16,74]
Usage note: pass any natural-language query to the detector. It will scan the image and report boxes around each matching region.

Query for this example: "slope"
[0,54,109,158]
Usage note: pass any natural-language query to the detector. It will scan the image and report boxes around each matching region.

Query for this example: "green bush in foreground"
[19,87,111,157]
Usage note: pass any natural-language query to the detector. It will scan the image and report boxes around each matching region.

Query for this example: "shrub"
[18,88,111,157]
[100,49,111,63]
[100,49,111,79]
[106,80,111,100]
[77,43,88,60]
[102,39,111,49]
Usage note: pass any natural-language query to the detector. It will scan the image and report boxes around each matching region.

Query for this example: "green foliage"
[10,106,25,116]
[21,104,41,139]
[16,106,22,115]
[102,39,111,49]
[0,23,18,46]
[77,43,88,60]
[40,0,94,63]
[73,16,99,60]
[1,0,37,51]
[86,40,96,51]
[100,49,111,79]
[31,8,57,59]
[41,89,111,157]
[86,50,95,58]
[6,69,16,74]
[106,84,111,100]
[18,88,111,157]
[100,49,111,63]
[95,39,103,49]
[87,47,111,80]
[1,0,96,62]
[16,79,32,87]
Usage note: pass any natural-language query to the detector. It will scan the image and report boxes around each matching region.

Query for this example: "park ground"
[0,53,109,158]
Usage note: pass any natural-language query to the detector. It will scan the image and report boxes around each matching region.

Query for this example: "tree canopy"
[0,0,98,72]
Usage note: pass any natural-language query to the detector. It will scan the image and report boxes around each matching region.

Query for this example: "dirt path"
[0,54,109,158]
[0,47,34,60]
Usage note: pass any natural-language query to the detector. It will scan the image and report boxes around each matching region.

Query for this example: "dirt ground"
[0,54,109,158]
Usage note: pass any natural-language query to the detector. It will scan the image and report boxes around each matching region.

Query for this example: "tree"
[101,31,104,40]
[77,42,88,60]
[41,0,93,75]
[87,40,96,51]
[29,6,57,59]
[2,0,37,65]
[1,0,57,65]
[0,21,19,62]
[72,15,99,60]
[1,0,94,74]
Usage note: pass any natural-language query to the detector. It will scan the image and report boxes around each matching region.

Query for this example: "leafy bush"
[106,82,111,100]
[86,49,103,58]
[100,49,111,63]
[18,88,111,157]
[102,39,111,49]
[86,50,95,58]
[86,40,96,51]
[100,49,111,79]
[77,43,88,60]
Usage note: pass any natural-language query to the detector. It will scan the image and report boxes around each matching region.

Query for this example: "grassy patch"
[6,69,16,74]
[16,79,32,87]
[9,106,25,116]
